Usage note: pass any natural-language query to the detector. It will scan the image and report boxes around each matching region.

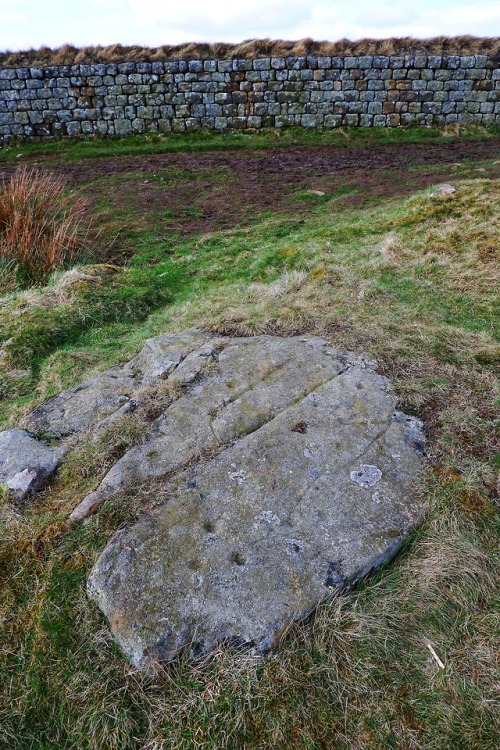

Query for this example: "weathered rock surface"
[1,331,426,666]
[84,333,426,669]
[0,428,59,501]
[23,330,211,439]
[70,333,351,525]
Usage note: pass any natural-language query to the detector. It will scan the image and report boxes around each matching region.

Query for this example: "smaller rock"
[306,189,326,196]
[430,183,456,197]
[0,429,59,502]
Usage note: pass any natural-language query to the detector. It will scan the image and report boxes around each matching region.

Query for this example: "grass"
[0,167,98,288]
[1,35,499,68]
[0,132,498,749]
[1,124,499,163]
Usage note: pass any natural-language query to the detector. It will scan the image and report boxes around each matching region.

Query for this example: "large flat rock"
[86,334,426,669]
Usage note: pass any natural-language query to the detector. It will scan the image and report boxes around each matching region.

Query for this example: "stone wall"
[0,54,498,144]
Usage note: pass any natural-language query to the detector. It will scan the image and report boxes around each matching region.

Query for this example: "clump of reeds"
[0,167,94,288]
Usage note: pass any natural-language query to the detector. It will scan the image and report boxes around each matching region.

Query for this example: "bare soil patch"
[3,140,500,241]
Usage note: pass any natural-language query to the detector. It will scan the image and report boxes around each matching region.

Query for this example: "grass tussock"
[0,167,97,288]
[0,133,498,749]
[0,35,498,68]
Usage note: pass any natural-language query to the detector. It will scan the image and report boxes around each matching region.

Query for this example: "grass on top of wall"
[0,170,498,749]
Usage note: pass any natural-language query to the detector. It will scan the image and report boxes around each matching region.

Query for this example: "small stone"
[430,183,457,197]
[0,429,59,502]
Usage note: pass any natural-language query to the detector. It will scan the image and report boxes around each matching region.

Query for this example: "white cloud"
[124,0,500,45]
[0,0,28,24]
[127,0,310,43]
[1,0,499,51]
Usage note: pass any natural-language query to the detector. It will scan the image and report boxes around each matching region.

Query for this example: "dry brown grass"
[0,167,96,288]
[0,36,498,68]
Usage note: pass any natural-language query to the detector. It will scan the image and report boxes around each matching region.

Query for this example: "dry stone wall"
[0,54,498,143]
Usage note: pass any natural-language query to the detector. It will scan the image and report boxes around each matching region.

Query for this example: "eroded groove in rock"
[22,330,212,439]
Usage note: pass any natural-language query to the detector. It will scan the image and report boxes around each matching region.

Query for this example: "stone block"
[343,113,359,125]
[137,106,153,119]
[427,56,442,68]
[344,57,359,69]
[253,58,270,71]
[286,57,306,70]
[190,104,205,117]
[217,60,232,72]
[118,62,136,75]
[234,59,252,71]
[422,101,441,114]
[93,120,108,134]
[247,115,262,128]
[358,56,373,69]
[390,56,404,69]
[460,56,475,68]
[66,120,82,135]
[115,118,132,135]
[317,56,332,69]
[372,56,389,69]
[324,114,343,127]
[131,118,145,132]
[467,69,487,79]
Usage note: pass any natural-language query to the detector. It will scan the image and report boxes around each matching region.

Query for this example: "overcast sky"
[0,0,499,51]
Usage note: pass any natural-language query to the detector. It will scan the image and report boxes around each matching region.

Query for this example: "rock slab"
[85,333,426,669]
[0,332,425,665]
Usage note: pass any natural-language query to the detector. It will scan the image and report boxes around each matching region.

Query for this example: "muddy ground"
[3,139,500,240]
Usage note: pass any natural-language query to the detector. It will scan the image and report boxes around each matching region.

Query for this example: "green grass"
[1,124,499,163]
[0,137,498,750]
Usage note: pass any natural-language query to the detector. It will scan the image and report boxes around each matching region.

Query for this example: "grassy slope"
[0,132,498,750]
